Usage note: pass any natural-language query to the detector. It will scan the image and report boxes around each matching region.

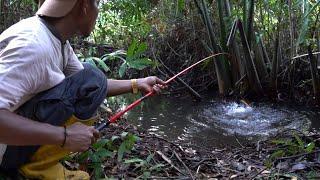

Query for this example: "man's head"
[37,0,99,37]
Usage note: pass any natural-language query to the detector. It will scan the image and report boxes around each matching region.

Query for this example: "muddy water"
[126,93,320,147]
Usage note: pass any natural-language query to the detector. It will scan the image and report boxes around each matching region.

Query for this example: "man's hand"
[137,76,167,94]
[64,122,99,152]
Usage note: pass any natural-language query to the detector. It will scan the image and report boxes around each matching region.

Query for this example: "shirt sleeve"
[63,41,83,76]
[0,37,48,111]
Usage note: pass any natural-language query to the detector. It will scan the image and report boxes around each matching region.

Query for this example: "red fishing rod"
[96,53,228,131]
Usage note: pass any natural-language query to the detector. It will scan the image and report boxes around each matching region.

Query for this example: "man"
[0,0,165,179]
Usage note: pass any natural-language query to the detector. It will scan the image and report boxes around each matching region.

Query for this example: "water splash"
[200,102,311,136]
[225,102,253,119]
[128,96,314,146]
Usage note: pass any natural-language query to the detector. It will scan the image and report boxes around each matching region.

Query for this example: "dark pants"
[0,64,108,175]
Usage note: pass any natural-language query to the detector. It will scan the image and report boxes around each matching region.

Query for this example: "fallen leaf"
[291,163,307,172]
[230,174,238,179]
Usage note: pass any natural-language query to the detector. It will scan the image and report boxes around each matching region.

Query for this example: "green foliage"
[77,40,156,78]
[118,39,156,77]
[75,132,140,178]
[265,133,317,168]
[307,170,320,179]
[73,131,165,179]
[92,0,153,46]
[124,153,165,179]
[117,132,140,162]
[0,0,37,32]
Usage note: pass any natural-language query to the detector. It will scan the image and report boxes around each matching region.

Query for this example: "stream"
[123,93,320,147]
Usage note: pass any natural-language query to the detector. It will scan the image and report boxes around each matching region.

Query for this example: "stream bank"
[72,119,320,179]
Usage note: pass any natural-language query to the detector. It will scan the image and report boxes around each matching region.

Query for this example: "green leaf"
[294,134,304,148]
[270,150,285,160]
[77,151,89,163]
[126,134,140,144]
[149,163,165,171]
[143,171,151,179]
[117,143,127,162]
[96,148,113,159]
[124,158,144,164]
[121,132,129,138]
[272,139,287,145]
[146,154,153,163]
[111,135,120,142]
[177,0,185,12]
[303,1,320,20]
[102,50,127,62]
[119,63,127,77]
[132,42,147,59]
[90,153,101,163]
[95,58,110,72]
[305,142,315,153]
[127,58,154,70]
[86,58,97,67]
[94,165,104,179]
[93,139,109,149]
[127,39,138,59]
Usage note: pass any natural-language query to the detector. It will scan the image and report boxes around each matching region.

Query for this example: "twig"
[167,42,182,57]
[250,166,268,180]
[173,150,195,180]
[292,52,320,60]
[149,176,188,179]
[156,150,186,175]
[191,158,217,168]
[196,165,201,175]
[158,57,202,100]
[144,134,182,149]
[234,133,245,148]
[277,149,320,161]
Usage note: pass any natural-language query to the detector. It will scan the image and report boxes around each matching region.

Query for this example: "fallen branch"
[156,150,186,175]
[173,150,195,180]
[292,52,320,60]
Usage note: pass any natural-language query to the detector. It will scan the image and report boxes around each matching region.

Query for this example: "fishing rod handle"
[96,121,110,131]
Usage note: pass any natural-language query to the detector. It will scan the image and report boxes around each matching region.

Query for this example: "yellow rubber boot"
[20,115,97,180]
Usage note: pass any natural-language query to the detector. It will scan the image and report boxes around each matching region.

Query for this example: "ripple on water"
[128,96,314,146]
[199,102,311,136]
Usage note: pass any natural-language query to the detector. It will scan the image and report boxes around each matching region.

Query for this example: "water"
[126,94,319,147]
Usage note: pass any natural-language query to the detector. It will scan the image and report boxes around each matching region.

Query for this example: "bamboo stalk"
[227,20,244,89]
[217,0,227,50]
[288,0,295,98]
[308,45,320,102]
[259,37,271,65]
[247,0,254,48]
[225,1,244,88]
[270,34,279,93]
[237,20,263,95]
[194,0,232,95]
[254,37,269,83]
[243,0,248,33]
[317,32,320,66]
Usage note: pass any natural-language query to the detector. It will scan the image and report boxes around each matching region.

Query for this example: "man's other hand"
[64,122,99,152]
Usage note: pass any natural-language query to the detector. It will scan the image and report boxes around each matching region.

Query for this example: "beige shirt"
[0,16,84,164]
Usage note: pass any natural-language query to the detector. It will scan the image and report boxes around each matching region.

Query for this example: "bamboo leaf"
[94,58,110,72]
[303,1,320,20]
[119,63,127,77]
